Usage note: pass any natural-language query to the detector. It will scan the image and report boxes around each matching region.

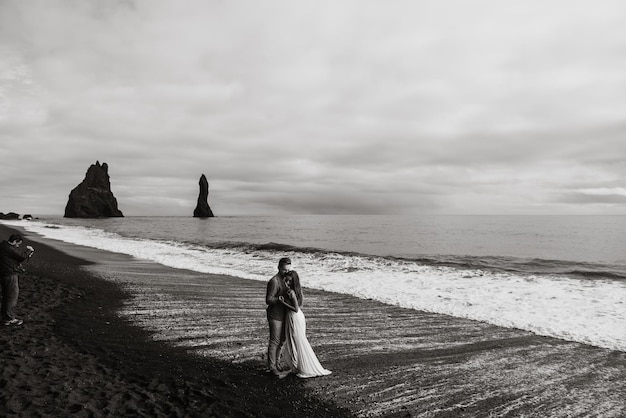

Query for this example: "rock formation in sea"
[193,174,214,218]
[64,161,124,218]
[0,212,20,220]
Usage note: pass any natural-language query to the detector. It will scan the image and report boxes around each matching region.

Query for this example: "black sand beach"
[1,222,625,417]
[0,223,351,417]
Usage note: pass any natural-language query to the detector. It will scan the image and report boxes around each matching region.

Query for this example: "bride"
[279,273,332,378]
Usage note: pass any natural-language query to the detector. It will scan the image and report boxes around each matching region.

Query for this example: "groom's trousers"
[267,314,286,373]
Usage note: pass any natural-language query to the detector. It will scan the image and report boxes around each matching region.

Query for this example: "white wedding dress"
[283,308,332,378]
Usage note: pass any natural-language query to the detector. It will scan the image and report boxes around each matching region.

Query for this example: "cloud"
[558,190,626,205]
[1,0,626,215]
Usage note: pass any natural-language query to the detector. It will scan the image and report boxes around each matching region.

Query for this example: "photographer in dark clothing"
[0,233,34,326]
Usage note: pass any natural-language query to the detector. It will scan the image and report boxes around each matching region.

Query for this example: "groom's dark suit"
[265,270,300,374]
[266,272,288,374]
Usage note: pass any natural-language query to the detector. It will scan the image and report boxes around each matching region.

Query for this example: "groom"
[265,257,298,378]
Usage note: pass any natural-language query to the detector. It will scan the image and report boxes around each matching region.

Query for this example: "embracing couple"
[266,257,332,379]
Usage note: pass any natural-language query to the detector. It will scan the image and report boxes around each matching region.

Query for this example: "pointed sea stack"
[64,161,124,218]
[193,174,214,218]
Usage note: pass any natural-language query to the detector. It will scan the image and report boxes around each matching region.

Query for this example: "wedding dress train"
[283,309,332,378]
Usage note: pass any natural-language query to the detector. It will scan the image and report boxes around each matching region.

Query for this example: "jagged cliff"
[193,174,214,218]
[64,161,124,218]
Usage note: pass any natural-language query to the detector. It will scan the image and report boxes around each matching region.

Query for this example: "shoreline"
[1,222,625,417]
[0,223,352,417]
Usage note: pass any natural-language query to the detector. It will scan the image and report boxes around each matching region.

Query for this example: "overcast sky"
[1,1,626,216]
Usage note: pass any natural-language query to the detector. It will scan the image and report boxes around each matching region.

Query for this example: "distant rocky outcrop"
[64,161,124,218]
[0,212,20,220]
[193,174,214,218]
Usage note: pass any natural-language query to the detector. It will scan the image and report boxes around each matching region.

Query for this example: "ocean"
[2,215,625,352]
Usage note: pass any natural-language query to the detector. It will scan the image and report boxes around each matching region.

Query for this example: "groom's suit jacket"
[266,273,289,320]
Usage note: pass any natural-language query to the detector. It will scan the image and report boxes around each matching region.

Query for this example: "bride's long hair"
[286,271,303,306]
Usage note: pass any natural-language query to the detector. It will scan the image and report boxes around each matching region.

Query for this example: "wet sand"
[1,222,625,417]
